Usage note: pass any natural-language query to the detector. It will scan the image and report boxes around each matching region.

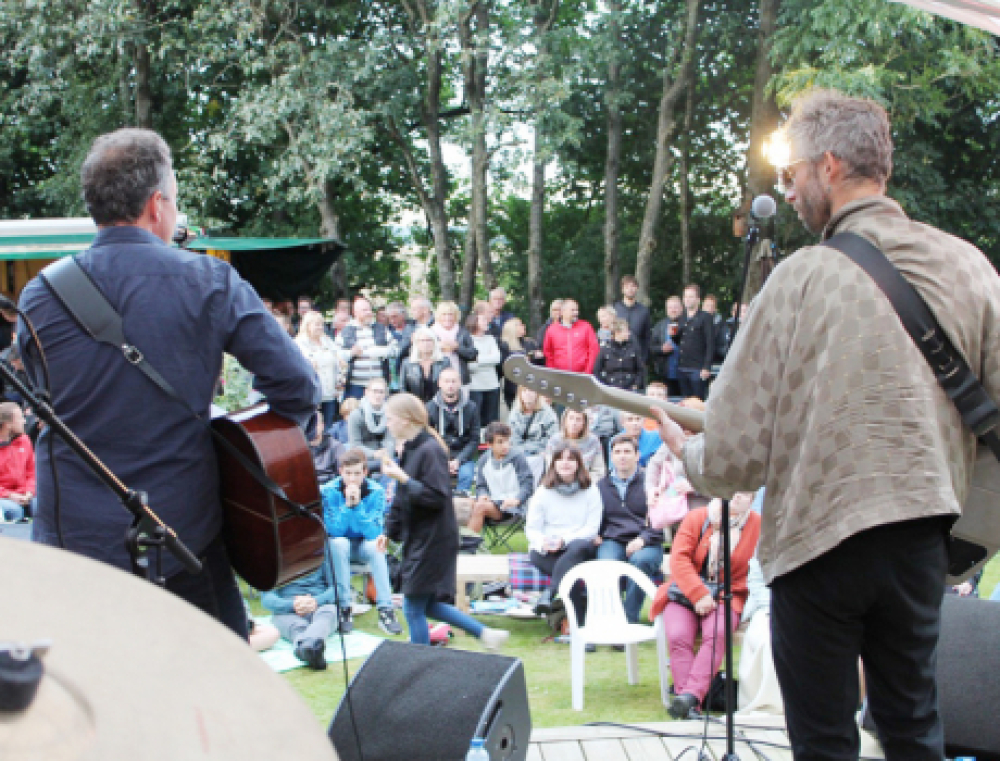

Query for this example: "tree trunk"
[459,183,479,312]
[424,47,457,302]
[678,79,695,287]
[603,0,622,305]
[634,0,701,305]
[134,39,153,127]
[747,0,781,199]
[528,128,545,333]
[318,186,346,301]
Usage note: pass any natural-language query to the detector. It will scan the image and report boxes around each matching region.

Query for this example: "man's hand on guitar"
[650,406,686,459]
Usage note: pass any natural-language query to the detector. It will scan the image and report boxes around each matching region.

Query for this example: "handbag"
[648,456,691,529]
[666,516,717,612]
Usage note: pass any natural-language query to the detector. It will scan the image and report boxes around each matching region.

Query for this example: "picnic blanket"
[254,618,384,673]
[509,553,551,592]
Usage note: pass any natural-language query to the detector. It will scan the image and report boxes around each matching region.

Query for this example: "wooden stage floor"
[527,713,884,760]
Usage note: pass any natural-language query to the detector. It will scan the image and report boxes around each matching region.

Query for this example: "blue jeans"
[0,498,25,522]
[319,400,338,430]
[403,593,484,645]
[329,537,393,610]
[272,604,339,645]
[678,368,708,400]
[596,539,664,623]
[456,460,476,493]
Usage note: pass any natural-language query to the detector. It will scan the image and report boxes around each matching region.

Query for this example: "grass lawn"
[260,532,1000,730]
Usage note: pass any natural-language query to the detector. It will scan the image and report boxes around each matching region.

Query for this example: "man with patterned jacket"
[654,90,1000,760]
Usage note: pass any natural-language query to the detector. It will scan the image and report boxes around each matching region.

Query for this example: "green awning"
[185,237,340,252]
[0,234,95,260]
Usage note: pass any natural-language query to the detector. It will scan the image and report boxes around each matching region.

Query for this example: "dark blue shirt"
[18,226,320,577]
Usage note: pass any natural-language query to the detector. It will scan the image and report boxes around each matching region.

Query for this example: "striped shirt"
[334,320,398,385]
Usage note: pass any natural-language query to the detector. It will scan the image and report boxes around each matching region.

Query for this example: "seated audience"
[594,434,664,623]
[650,492,761,719]
[310,413,345,484]
[321,448,403,636]
[260,563,338,670]
[546,408,607,481]
[432,301,478,388]
[499,317,542,410]
[295,310,341,429]
[467,308,502,428]
[645,439,694,528]
[330,397,358,445]
[347,378,394,472]
[508,386,557,483]
[426,367,481,495]
[399,326,448,403]
[0,402,34,522]
[526,443,603,620]
[593,319,646,391]
[457,422,534,536]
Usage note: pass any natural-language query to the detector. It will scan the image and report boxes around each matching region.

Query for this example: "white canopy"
[889,0,1000,35]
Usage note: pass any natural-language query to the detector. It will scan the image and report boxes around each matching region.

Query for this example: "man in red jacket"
[0,402,35,522]
[543,299,600,374]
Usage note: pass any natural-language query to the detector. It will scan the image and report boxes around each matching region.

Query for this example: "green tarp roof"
[0,233,341,260]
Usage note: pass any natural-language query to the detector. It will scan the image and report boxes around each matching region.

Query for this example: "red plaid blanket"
[508,553,551,592]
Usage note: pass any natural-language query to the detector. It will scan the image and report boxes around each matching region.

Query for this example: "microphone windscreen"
[752,195,777,219]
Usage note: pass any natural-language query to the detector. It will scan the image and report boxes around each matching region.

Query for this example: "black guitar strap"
[824,232,1000,461]
[39,255,305,512]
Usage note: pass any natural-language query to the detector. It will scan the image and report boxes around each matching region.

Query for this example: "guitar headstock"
[502,355,603,412]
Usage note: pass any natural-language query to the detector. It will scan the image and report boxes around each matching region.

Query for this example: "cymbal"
[0,537,338,760]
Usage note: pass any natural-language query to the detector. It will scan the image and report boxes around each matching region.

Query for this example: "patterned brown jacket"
[683,195,1000,583]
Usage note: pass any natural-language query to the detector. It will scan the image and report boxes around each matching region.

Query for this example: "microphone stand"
[0,361,202,585]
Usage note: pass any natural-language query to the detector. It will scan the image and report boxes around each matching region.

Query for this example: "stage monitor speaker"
[328,640,531,761]
[939,594,1000,760]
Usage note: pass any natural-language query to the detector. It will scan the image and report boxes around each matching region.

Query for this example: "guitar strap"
[824,232,1000,461]
[39,255,307,513]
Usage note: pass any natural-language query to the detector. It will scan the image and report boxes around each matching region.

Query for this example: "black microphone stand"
[0,360,202,585]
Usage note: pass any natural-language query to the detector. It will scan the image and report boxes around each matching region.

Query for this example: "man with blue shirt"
[18,128,320,638]
[322,448,403,636]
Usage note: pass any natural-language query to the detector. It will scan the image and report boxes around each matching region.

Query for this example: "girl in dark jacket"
[593,319,646,391]
[382,392,509,649]
[399,326,449,403]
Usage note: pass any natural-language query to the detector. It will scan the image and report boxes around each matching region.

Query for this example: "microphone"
[751,194,777,220]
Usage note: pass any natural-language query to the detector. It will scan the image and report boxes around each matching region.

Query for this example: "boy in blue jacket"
[260,564,337,670]
[321,447,403,636]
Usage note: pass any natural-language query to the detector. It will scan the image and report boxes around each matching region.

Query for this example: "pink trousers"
[662,601,740,704]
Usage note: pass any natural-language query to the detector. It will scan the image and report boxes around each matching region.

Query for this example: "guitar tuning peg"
[539,380,548,390]
[512,366,522,377]
[580,399,588,407]
[567,393,575,403]
[526,373,535,383]
[553,386,562,396]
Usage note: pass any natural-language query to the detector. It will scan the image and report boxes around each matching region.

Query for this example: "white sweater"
[467,334,502,391]
[524,484,603,554]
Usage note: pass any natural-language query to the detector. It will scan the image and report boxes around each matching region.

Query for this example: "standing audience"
[0,402,34,522]
[593,318,646,391]
[432,301,478,388]
[543,299,600,374]
[335,297,398,400]
[399,326,448,403]
[650,296,683,395]
[499,317,542,410]
[614,275,652,362]
[466,307,503,428]
[295,311,341,429]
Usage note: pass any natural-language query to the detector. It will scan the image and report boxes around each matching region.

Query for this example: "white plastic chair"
[559,559,670,710]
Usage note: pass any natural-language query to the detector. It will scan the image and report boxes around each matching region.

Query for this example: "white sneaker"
[479,627,510,651]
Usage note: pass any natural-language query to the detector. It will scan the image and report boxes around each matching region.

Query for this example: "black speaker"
[939,594,1000,760]
[328,641,532,761]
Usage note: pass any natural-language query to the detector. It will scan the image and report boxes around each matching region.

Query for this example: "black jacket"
[597,469,664,547]
[400,358,449,403]
[499,337,542,402]
[649,317,679,379]
[385,430,458,597]
[593,338,646,391]
[425,392,480,463]
[613,300,652,360]
[452,329,479,385]
[676,309,716,371]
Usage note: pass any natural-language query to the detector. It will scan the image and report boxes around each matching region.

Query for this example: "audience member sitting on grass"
[426,367,481,496]
[329,397,358,445]
[0,402,35,522]
[546,409,607,482]
[347,378,394,472]
[594,434,664,624]
[526,443,603,622]
[508,385,558,483]
[650,492,761,720]
[455,422,534,540]
[310,413,344,484]
[260,563,339,671]
[399,326,448,403]
[321,448,403,636]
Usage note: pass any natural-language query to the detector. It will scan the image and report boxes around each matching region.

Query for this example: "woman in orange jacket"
[650,492,760,719]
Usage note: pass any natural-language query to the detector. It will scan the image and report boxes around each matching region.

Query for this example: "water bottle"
[466,737,490,761]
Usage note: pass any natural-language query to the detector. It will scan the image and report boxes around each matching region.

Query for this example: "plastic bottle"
[466,737,490,761]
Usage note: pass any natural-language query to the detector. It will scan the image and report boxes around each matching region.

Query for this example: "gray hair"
[81,128,173,225]
[386,301,407,316]
[783,89,893,185]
